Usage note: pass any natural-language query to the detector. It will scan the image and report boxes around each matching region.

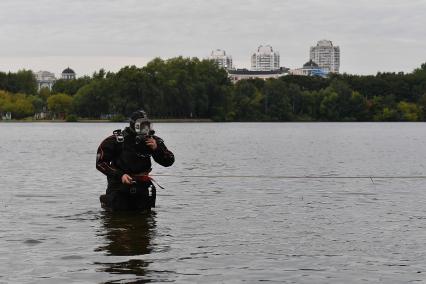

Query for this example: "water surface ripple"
[1,122,426,283]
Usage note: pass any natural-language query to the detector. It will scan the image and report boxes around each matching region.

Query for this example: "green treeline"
[1,58,426,121]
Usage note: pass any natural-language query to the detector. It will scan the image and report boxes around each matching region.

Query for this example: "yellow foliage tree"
[47,93,73,119]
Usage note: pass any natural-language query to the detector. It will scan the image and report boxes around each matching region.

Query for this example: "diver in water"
[96,110,174,211]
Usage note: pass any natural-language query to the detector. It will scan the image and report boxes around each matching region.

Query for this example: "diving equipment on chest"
[113,128,152,158]
[113,129,124,142]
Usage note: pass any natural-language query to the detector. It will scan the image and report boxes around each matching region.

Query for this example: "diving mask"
[134,119,151,136]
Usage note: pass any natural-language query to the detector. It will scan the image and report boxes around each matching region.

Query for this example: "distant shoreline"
[1,119,424,123]
[0,118,213,123]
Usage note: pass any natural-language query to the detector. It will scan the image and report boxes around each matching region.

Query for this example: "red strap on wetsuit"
[133,175,152,183]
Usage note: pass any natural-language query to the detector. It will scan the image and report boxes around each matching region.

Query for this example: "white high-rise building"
[209,49,233,70]
[251,45,280,71]
[310,40,340,73]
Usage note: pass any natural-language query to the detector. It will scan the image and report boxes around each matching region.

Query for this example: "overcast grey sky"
[0,0,425,76]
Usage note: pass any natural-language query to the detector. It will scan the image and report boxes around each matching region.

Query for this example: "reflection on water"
[95,211,157,283]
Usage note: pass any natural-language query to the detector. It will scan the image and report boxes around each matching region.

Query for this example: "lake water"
[1,122,426,283]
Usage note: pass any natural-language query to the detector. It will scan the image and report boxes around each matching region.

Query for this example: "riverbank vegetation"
[1,58,426,121]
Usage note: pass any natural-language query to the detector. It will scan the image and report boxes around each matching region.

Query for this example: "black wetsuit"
[96,127,174,211]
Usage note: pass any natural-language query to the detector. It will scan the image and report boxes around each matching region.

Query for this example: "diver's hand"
[121,174,133,185]
[145,137,157,151]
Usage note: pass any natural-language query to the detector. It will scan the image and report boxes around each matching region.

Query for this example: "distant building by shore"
[310,40,340,73]
[289,59,328,77]
[228,67,288,83]
[35,71,56,90]
[61,67,76,80]
[251,45,280,71]
[209,49,233,70]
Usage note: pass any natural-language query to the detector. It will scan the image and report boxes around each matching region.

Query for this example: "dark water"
[1,122,426,283]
